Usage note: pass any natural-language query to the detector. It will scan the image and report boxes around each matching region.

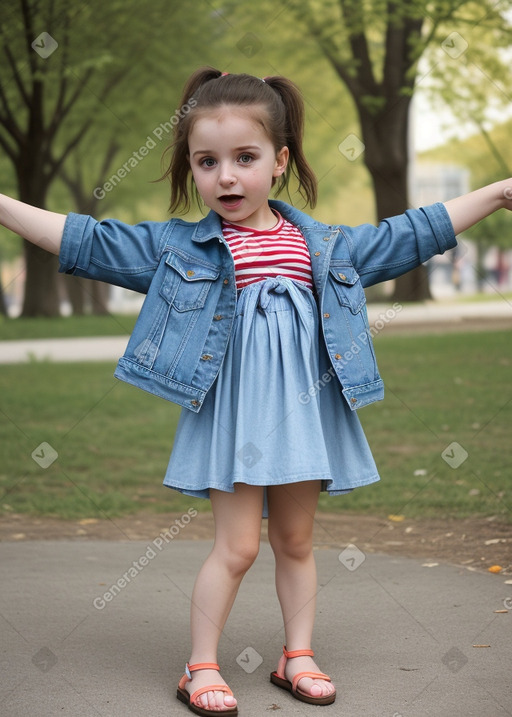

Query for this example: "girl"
[1,67,511,716]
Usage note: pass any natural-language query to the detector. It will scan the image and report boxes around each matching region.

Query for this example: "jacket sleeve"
[342,203,457,288]
[58,212,172,294]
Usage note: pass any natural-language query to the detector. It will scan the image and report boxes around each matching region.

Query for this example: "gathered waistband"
[236,276,315,315]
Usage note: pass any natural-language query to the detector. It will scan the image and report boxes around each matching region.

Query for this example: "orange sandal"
[270,646,336,706]
[177,662,238,716]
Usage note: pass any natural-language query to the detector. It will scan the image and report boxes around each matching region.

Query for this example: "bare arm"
[0,194,67,255]
[443,178,512,235]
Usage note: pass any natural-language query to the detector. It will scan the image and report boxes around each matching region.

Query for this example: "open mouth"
[218,194,244,207]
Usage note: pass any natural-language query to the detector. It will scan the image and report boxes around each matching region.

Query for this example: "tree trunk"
[18,177,61,317]
[359,96,431,302]
[60,273,110,315]
[21,242,61,317]
[0,279,7,316]
[90,280,110,315]
[61,274,85,315]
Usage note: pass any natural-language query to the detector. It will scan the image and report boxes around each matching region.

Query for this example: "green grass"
[320,330,511,520]
[0,330,510,521]
[0,314,137,340]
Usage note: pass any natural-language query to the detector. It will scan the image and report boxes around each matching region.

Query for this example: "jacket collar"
[191,200,325,243]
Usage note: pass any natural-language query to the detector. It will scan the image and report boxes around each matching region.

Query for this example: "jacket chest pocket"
[329,266,365,314]
[160,251,220,312]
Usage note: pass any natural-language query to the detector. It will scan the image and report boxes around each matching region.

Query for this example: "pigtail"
[161,67,223,213]
[263,76,318,208]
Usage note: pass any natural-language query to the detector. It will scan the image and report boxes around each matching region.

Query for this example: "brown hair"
[160,67,317,213]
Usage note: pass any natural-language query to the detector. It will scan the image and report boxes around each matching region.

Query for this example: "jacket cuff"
[58,212,93,274]
[420,202,457,254]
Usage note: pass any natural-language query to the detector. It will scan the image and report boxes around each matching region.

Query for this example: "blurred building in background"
[411,162,511,297]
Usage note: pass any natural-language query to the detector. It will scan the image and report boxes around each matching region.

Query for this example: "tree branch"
[339,0,378,94]
[0,80,24,146]
[383,4,424,95]
[2,42,31,108]
[20,0,38,79]
[46,117,95,183]
[53,9,71,123]
[0,130,18,163]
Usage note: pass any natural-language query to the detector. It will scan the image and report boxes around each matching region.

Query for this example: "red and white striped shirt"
[222,211,313,290]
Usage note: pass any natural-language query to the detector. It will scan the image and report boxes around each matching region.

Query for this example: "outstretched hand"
[503,181,512,210]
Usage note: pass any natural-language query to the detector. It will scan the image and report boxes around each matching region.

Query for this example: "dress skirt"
[163,276,380,516]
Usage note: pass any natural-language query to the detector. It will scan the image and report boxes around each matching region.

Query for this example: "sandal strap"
[178,662,220,689]
[292,670,331,693]
[189,683,234,705]
[188,662,220,673]
[283,646,315,659]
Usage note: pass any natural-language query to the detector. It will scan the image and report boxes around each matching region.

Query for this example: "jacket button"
[334,353,341,360]
[187,270,195,277]
[323,312,330,318]
[350,397,357,404]
[191,399,200,406]
[338,273,347,280]
[201,354,213,361]
[322,236,330,241]
[213,314,223,320]
[223,278,229,285]
[314,251,321,257]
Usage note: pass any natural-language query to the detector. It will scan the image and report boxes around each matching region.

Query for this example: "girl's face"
[188,106,289,230]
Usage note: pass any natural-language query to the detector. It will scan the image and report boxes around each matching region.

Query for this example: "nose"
[218,162,237,187]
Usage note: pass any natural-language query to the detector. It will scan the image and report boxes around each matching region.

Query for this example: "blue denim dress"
[163,276,379,515]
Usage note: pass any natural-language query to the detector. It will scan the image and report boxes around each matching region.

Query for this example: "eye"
[200,157,216,168]
[238,153,253,164]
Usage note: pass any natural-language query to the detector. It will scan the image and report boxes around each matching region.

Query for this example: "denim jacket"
[59,199,456,412]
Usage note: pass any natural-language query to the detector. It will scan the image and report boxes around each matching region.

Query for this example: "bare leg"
[267,481,335,699]
[185,484,264,712]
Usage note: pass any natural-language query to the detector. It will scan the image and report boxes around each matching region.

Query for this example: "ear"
[273,146,289,178]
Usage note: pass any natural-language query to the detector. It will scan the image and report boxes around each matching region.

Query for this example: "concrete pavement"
[0,539,511,717]
[1,299,511,364]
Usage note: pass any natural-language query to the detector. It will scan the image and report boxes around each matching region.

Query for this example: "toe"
[309,682,323,697]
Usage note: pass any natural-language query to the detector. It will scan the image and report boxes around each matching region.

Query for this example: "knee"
[269,530,313,562]
[217,538,260,577]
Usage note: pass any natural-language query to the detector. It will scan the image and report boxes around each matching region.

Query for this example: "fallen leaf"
[388,515,405,522]
[11,533,26,540]
[78,518,99,525]
[494,610,508,614]
[505,580,512,585]
[488,565,503,574]
[413,469,427,476]
[472,644,491,648]
[422,562,439,568]
[484,538,504,545]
